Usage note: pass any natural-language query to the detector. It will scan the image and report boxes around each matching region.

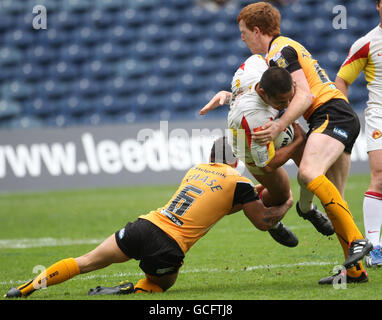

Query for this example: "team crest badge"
[372,129,382,139]
[272,52,289,68]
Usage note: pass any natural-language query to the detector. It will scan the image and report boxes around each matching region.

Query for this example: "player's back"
[229,54,271,115]
[140,163,254,253]
[228,54,278,171]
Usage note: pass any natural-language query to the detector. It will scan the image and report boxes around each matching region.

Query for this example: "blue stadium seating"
[0,99,22,120]
[0,0,374,128]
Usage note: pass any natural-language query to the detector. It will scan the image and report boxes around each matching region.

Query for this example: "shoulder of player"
[267,37,302,63]
[246,54,267,65]
[235,177,254,187]
[268,36,299,53]
[239,54,268,74]
[348,27,381,53]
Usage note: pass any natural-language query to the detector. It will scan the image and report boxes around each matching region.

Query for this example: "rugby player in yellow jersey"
[5,137,294,298]
[335,0,382,267]
[236,2,372,284]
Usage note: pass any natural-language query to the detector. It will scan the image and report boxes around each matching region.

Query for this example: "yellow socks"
[17,258,80,296]
[307,175,363,244]
[134,278,163,293]
[307,175,366,277]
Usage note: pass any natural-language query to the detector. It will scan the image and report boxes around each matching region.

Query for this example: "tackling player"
[335,0,382,267]
[5,137,294,298]
[237,2,372,284]
[200,54,334,239]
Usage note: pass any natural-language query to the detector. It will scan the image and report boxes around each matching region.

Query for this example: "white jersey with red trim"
[337,25,382,109]
[227,55,279,174]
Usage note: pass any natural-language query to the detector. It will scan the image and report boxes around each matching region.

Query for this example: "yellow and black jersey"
[140,163,258,253]
[266,36,347,121]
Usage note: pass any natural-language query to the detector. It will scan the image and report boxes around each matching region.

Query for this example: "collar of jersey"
[268,34,281,52]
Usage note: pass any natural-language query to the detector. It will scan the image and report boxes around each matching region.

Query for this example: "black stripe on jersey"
[269,45,301,74]
[233,181,259,207]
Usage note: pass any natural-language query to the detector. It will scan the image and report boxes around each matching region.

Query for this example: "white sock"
[363,191,382,248]
[298,185,314,213]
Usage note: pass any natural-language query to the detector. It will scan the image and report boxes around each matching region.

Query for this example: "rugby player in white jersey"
[335,0,382,267]
[200,54,334,240]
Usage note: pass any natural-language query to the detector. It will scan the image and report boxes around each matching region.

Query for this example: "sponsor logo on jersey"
[271,51,289,68]
[372,129,382,139]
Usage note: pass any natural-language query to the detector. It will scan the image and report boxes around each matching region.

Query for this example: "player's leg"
[252,167,291,206]
[289,127,334,235]
[89,219,185,295]
[250,169,298,247]
[325,151,351,198]
[322,151,369,277]
[5,234,130,298]
[299,132,371,273]
[135,272,179,293]
[364,149,382,267]
[75,234,130,273]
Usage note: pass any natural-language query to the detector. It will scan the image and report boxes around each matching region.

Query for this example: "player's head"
[237,2,281,54]
[258,66,295,111]
[210,137,238,167]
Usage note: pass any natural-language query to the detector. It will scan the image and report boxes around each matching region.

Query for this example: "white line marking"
[0,261,339,286]
[0,228,315,249]
[0,238,104,249]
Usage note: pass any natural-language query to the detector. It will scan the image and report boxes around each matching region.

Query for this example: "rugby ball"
[274,123,294,149]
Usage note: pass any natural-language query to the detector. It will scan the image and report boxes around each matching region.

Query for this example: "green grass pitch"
[1,173,382,300]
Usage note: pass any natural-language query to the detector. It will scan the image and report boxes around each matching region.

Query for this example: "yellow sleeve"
[337,38,370,85]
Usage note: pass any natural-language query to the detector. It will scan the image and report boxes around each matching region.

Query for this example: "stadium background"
[0,0,375,192]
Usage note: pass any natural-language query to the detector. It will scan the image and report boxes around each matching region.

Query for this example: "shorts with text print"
[307,99,360,153]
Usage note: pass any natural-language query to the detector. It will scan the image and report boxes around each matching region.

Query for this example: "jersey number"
[166,185,204,217]
[314,62,330,84]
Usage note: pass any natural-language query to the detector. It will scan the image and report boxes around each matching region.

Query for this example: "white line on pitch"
[0,226,314,249]
[0,261,338,286]
[0,238,105,249]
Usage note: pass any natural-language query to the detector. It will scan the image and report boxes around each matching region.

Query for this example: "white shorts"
[365,106,382,152]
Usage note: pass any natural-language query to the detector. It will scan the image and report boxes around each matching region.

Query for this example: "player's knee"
[370,170,382,193]
[298,166,317,186]
[146,273,178,292]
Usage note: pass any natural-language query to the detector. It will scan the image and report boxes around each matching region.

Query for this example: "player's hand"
[292,122,305,144]
[254,184,265,194]
[285,190,294,210]
[252,121,283,146]
[200,91,232,115]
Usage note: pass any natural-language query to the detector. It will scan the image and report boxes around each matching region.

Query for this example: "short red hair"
[237,2,281,37]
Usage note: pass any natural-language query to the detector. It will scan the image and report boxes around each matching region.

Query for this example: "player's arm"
[259,122,305,172]
[335,76,350,98]
[274,69,313,133]
[200,90,232,115]
[335,37,369,98]
[243,190,293,231]
[229,180,293,230]
[253,46,313,145]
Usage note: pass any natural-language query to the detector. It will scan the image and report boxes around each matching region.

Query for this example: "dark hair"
[259,66,293,97]
[210,137,237,165]
[377,0,381,5]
